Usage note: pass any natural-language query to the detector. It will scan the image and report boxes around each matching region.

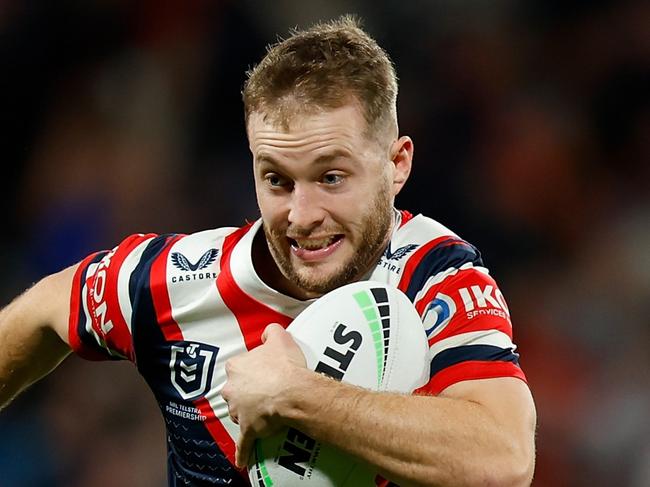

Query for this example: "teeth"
[294,237,335,250]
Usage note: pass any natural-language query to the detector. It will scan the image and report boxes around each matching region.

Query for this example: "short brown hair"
[242,15,398,137]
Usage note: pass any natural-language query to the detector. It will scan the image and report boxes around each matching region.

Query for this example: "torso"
[70,210,524,485]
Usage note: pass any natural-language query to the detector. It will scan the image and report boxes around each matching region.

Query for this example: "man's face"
[248,103,397,298]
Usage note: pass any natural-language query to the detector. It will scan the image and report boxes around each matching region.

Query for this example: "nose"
[288,183,326,231]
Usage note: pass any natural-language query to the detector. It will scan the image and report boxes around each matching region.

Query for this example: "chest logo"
[169,342,220,401]
[378,243,418,274]
[384,243,418,261]
[171,249,219,272]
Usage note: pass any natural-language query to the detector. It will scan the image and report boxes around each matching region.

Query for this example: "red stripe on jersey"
[414,361,527,396]
[217,225,293,351]
[148,233,245,478]
[150,234,185,341]
[69,252,109,360]
[194,397,242,474]
[397,235,457,293]
[398,209,413,227]
[88,235,153,361]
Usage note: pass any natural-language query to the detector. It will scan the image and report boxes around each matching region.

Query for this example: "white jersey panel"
[164,228,245,442]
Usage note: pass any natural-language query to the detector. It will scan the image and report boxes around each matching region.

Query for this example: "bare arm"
[0,264,77,409]
[224,325,536,487]
[281,370,536,487]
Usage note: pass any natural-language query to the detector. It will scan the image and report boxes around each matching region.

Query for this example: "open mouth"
[288,235,345,260]
[288,235,344,251]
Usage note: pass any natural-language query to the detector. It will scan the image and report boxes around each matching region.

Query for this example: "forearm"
[280,369,532,487]
[0,276,72,409]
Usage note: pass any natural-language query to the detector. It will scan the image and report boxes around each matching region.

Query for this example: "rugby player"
[0,15,536,486]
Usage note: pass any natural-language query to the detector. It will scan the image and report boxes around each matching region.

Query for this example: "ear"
[389,136,414,196]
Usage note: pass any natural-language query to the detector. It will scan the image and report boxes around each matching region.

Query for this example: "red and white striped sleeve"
[398,237,526,395]
[68,233,160,361]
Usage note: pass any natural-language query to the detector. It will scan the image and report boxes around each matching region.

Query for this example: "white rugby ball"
[248,281,429,487]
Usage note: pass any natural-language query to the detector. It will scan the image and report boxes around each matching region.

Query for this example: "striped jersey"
[68,209,526,486]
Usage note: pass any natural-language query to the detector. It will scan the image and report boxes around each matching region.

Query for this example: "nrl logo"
[169,342,219,400]
[383,243,418,261]
[171,249,219,272]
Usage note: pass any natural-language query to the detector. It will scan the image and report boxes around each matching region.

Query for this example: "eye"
[321,173,344,185]
[265,173,289,188]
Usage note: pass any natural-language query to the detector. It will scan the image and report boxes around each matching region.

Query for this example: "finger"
[261,322,285,343]
[224,358,233,378]
[236,430,255,469]
[221,382,230,401]
[226,402,238,424]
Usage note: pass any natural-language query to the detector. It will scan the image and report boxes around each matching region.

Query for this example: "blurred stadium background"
[0,1,648,486]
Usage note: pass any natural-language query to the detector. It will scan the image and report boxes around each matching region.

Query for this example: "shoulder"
[163,227,240,283]
[393,213,484,299]
[69,224,247,361]
[393,212,481,270]
[369,212,481,292]
[170,227,240,260]
[100,226,241,272]
[178,226,242,246]
[76,225,245,299]
[394,213,460,244]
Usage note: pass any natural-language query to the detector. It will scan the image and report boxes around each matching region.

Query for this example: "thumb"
[262,323,307,368]
[261,323,286,344]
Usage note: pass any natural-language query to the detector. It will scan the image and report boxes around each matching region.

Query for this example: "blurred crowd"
[1,1,648,486]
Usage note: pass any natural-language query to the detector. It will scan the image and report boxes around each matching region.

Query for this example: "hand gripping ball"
[248,281,430,487]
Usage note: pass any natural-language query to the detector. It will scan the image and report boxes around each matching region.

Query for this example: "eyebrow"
[255,149,352,167]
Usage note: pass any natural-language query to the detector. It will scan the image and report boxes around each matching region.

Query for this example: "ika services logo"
[170,249,219,283]
[459,285,510,320]
[378,242,418,274]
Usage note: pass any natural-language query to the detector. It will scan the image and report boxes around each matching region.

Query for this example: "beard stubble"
[263,191,393,296]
